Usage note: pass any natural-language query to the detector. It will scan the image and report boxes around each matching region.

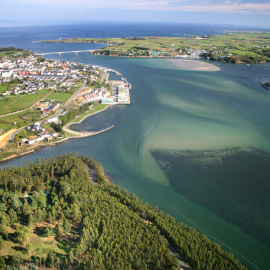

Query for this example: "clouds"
[10,0,270,14]
[2,0,270,27]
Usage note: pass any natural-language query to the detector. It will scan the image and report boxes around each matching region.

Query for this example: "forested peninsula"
[0,154,246,269]
[38,31,270,64]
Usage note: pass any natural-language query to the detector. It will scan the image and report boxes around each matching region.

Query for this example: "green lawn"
[70,81,84,93]
[0,51,16,57]
[0,83,9,93]
[0,90,50,115]
[11,91,50,109]
[0,96,19,114]
[46,92,72,103]
[0,110,41,130]
[72,103,109,123]
[0,122,10,131]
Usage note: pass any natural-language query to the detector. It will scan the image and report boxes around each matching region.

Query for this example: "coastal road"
[10,127,25,142]
[54,80,87,118]
[8,80,87,143]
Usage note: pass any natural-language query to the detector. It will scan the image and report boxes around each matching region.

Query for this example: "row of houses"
[82,87,110,102]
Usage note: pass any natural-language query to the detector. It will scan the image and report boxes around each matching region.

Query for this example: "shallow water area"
[166,58,221,71]
[1,23,270,269]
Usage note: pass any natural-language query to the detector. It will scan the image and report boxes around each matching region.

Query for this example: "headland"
[37,31,270,64]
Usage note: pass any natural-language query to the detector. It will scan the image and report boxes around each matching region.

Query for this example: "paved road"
[54,80,86,117]
[8,81,86,142]
[10,127,25,141]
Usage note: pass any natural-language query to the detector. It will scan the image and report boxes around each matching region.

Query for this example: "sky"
[2,0,270,27]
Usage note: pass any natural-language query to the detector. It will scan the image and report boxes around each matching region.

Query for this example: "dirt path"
[0,129,17,148]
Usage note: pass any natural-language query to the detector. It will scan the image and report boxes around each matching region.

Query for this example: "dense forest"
[0,154,247,269]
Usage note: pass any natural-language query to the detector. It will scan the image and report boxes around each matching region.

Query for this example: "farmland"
[39,31,270,64]
[0,110,41,130]
[46,92,72,103]
[0,89,50,115]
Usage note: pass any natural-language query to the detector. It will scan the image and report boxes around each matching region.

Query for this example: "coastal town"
[0,48,131,160]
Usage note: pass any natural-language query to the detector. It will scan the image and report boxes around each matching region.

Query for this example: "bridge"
[37,50,97,58]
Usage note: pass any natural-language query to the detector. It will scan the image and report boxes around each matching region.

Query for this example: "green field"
[0,50,31,58]
[0,51,16,57]
[0,89,50,115]
[46,92,72,103]
[0,122,11,131]
[70,81,84,93]
[0,110,42,132]
[40,32,270,64]
[0,83,9,93]
[72,103,109,123]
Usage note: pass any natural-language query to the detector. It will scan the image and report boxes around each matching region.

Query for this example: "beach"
[167,58,220,71]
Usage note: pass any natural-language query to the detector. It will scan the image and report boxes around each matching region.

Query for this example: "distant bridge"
[37,50,97,58]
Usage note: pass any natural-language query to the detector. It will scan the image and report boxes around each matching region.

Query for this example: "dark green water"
[1,54,270,269]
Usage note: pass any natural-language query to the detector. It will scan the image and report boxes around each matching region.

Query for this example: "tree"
[0,236,4,250]
[15,227,28,245]
[13,136,19,148]
[69,251,75,264]
[63,219,71,234]
[44,225,54,237]
[0,204,7,212]
[46,251,56,268]
[26,242,32,253]
[56,223,64,238]
[10,255,23,268]
[28,215,35,232]
[8,209,18,225]
[0,256,5,270]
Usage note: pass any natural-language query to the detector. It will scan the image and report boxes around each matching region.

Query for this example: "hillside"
[0,154,246,269]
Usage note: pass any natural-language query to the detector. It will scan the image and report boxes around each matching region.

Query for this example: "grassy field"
[46,92,72,103]
[41,32,270,63]
[0,110,42,132]
[0,50,31,58]
[70,81,84,93]
[0,96,18,115]
[72,103,109,123]
[0,89,50,115]
[0,222,66,261]
[0,83,9,93]
[0,51,16,57]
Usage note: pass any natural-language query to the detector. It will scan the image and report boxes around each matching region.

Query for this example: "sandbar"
[166,59,220,71]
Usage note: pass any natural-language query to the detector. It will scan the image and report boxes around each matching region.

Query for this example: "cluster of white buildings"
[175,49,206,59]
[0,54,96,97]
[82,86,110,102]
[25,121,58,145]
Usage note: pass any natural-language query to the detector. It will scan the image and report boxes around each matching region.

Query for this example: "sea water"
[0,22,270,269]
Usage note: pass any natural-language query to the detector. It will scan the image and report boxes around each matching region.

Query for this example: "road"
[54,80,86,117]
[8,80,86,143]
[10,126,25,141]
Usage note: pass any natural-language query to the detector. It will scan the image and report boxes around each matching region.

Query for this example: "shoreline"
[0,105,115,164]
[166,58,220,71]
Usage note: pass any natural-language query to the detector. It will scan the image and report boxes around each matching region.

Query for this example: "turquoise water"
[1,51,270,269]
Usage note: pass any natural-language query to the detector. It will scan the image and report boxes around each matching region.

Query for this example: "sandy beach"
[167,59,220,71]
